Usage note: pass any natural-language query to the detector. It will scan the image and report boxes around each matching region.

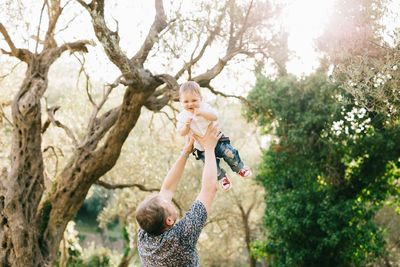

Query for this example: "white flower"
[63,221,82,253]
[346,113,354,121]
[357,108,366,118]
[332,120,344,132]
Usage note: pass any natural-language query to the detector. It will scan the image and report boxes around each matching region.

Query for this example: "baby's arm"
[178,117,192,136]
[195,108,217,121]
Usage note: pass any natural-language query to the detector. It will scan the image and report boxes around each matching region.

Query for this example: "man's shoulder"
[138,227,180,249]
[190,200,207,214]
[137,201,206,267]
[184,200,207,218]
[175,200,207,229]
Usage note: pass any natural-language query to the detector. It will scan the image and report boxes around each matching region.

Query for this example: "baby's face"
[180,91,201,113]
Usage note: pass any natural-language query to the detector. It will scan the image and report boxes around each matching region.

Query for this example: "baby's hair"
[179,81,202,97]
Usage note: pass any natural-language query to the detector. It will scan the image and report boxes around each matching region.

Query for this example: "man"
[135,123,221,266]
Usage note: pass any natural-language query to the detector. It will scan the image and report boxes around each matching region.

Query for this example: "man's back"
[137,200,207,267]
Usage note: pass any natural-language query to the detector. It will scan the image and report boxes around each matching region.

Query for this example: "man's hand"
[183,136,194,155]
[193,122,221,151]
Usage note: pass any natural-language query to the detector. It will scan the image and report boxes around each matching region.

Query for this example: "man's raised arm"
[193,123,221,213]
[159,137,194,201]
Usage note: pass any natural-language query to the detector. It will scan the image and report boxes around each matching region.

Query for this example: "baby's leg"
[216,158,226,181]
[216,141,244,173]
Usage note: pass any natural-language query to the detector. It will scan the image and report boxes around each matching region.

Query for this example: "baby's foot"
[237,166,252,178]
[219,174,232,191]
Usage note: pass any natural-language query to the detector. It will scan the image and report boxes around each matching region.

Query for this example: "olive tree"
[0,0,283,265]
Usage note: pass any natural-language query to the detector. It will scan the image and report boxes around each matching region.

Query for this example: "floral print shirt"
[137,200,207,267]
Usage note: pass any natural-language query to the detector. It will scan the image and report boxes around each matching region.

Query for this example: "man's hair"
[179,81,202,97]
[135,194,167,235]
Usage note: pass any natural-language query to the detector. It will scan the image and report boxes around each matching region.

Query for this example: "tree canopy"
[247,72,400,266]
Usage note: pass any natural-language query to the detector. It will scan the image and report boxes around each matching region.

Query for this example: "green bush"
[247,73,400,266]
[84,252,111,267]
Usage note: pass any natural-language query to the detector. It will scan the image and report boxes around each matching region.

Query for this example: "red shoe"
[237,166,252,178]
[219,174,232,191]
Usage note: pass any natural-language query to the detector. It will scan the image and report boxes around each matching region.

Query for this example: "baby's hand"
[185,117,193,126]
[194,108,203,117]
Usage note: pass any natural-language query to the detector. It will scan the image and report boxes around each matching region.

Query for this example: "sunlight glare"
[282,0,336,76]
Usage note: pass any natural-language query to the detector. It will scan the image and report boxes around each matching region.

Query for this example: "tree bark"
[1,66,47,266]
[0,8,90,263]
[0,46,88,265]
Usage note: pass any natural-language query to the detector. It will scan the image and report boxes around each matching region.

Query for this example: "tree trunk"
[237,202,257,267]
[0,62,154,266]
[243,215,256,267]
[40,87,153,262]
[1,58,51,266]
[0,20,90,265]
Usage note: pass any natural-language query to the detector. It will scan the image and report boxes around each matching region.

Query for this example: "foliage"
[121,227,130,257]
[317,0,400,260]
[55,222,84,267]
[150,0,285,77]
[317,0,400,121]
[76,185,114,221]
[83,252,110,267]
[333,30,400,122]
[246,73,400,266]
[374,205,400,265]
[317,0,387,65]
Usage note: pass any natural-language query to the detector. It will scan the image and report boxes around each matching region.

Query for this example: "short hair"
[135,194,167,235]
[179,81,202,98]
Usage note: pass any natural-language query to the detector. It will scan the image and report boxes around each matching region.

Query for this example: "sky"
[0,0,360,102]
[0,0,338,76]
[2,0,399,91]
[104,0,337,77]
[282,0,336,76]
[76,0,339,95]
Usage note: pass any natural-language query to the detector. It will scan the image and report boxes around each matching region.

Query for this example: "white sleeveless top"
[177,102,218,151]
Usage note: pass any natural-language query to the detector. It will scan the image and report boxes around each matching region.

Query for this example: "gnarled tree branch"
[46,105,79,147]
[44,0,63,48]
[49,40,90,61]
[144,74,179,111]
[132,0,167,66]
[0,23,32,63]
[76,0,133,76]
[174,2,227,80]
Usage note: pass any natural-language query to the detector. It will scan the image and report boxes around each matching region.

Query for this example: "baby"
[177,81,251,190]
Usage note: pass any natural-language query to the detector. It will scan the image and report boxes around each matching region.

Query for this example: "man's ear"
[166,216,174,226]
